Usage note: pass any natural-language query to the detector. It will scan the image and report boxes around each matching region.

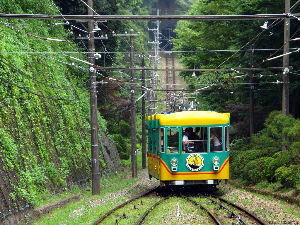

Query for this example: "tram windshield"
[225,126,229,151]
[167,129,179,153]
[182,127,207,153]
[210,127,223,152]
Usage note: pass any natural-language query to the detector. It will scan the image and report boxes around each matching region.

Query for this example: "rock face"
[100,130,120,174]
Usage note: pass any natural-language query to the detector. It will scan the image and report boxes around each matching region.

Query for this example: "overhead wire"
[260,16,300,64]
[215,0,300,69]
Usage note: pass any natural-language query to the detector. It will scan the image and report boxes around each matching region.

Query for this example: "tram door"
[157,128,164,176]
[156,128,162,176]
[148,123,153,173]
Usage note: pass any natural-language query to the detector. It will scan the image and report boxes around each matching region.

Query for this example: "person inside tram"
[210,131,222,151]
[188,127,199,140]
[182,128,194,153]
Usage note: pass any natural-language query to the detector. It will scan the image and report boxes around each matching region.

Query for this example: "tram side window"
[182,127,207,153]
[160,128,165,153]
[210,127,223,152]
[225,126,230,151]
[167,129,179,153]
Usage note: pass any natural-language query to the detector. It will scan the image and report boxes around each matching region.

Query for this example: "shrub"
[230,111,300,188]
[275,165,300,187]
[290,142,300,164]
[242,159,264,184]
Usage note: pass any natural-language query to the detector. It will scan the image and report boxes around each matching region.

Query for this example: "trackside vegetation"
[0,0,110,213]
[230,111,300,189]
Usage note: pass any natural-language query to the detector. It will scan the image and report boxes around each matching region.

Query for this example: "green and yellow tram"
[147,111,230,186]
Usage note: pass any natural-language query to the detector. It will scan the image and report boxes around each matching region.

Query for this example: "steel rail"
[215,196,267,225]
[136,197,168,225]
[93,186,158,225]
[185,197,222,225]
[1,13,300,21]
[209,198,247,225]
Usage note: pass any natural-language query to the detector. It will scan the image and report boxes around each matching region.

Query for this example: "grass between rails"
[143,197,210,225]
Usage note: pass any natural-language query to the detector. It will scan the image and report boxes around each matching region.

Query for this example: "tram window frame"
[225,126,230,151]
[209,127,223,152]
[182,127,208,153]
[160,128,165,153]
[153,128,158,155]
[166,128,180,154]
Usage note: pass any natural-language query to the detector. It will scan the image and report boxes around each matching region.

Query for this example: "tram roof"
[152,111,230,126]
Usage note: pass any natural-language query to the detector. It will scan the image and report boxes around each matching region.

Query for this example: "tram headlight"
[170,158,178,166]
[212,157,220,166]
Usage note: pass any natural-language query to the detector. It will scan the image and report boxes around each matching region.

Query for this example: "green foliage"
[107,119,131,159]
[275,165,300,188]
[230,111,300,188]
[173,0,300,130]
[111,134,130,160]
[0,0,110,207]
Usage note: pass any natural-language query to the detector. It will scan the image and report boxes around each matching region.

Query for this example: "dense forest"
[173,0,300,189]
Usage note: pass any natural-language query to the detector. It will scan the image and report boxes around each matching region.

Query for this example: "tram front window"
[210,127,223,152]
[167,129,179,153]
[182,127,207,153]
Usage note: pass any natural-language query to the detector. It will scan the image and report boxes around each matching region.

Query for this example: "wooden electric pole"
[249,45,254,136]
[282,0,290,115]
[88,0,100,195]
[141,54,146,169]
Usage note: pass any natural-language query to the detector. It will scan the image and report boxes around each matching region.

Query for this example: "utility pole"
[282,0,290,115]
[88,0,100,195]
[249,45,254,136]
[114,30,139,177]
[141,54,146,169]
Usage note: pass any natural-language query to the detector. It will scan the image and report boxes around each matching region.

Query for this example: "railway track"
[94,186,267,225]
[93,186,165,225]
[184,194,267,225]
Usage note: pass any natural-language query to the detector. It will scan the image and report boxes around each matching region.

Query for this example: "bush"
[230,111,300,188]
[275,165,300,188]
[242,159,264,184]
[290,142,300,164]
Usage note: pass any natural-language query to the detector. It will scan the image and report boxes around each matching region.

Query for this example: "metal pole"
[88,0,100,195]
[249,45,254,136]
[141,54,146,169]
[282,0,290,115]
[130,29,137,178]
[147,70,152,116]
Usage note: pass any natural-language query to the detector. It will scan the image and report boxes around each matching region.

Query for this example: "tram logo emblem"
[186,153,204,171]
